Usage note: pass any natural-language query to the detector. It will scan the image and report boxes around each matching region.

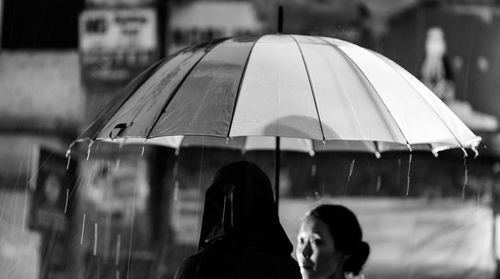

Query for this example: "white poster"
[79,8,158,85]
[80,9,157,52]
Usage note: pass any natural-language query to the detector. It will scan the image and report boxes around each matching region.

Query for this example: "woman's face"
[296,217,345,279]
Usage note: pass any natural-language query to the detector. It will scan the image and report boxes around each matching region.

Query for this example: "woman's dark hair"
[306,204,370,276]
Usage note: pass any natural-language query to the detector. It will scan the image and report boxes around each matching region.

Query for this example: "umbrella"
[69,34,481,206]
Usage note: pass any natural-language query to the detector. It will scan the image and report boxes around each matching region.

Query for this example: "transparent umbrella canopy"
[68,34,482,204]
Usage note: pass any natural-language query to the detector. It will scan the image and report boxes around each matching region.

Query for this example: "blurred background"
[2,0,500,278]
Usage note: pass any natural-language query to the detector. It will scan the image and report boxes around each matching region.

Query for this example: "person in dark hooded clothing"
[173,161,301,279]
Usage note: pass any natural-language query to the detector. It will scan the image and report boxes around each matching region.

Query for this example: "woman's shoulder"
[172,254,202,279]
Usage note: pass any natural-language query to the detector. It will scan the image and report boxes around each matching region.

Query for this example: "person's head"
[198,161,293,254]
[296,204,369,279]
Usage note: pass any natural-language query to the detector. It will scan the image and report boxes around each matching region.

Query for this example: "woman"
[296,204,370,279]
[174,161,301,279]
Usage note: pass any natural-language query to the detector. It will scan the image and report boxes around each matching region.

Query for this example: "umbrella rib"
[290,35,326,141]
[317,36,411,149]
[227,35,263,138]
[369,51,468,151]
[84,59,168,142]
[144,37,230,140]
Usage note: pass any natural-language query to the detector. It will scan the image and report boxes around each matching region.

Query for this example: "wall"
[0,52,84,135]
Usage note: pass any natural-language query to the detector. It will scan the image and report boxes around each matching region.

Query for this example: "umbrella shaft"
[275,137,280,211]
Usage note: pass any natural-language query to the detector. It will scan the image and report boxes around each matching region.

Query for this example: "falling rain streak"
[64,188,69,214]
[87,141,94,161]
[397,158,402,188]
[116,234,121,266]
[344,159,356,195]
[22,179,29,234]
[462,157,468,200]
[94,222,98,255]
[80,214,86,245]
[127,185,138,279]
[66,155,71,170]
[66,147,72,170]
[173,181,179,201]
[406,153,412,196]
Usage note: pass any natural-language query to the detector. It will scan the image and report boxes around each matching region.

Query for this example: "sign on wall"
[169,2,262,54]
[29,147,78,232]
[79,8,159,88]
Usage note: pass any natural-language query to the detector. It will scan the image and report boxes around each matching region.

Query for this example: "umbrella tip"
[406,144,413,152]
[432,150,439,158]
[461,147,468,158]
[278,5,283,34]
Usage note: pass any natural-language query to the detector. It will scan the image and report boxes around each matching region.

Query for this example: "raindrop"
[80,214,86,245]
[374,151,381,159]
[116,234,121,266]
[141,145,145,157]
[406,153,412,196]
[64,188,69,214]
[94,222,98,256]
[226,137,229,145]
[115,159,121,170]
[322,140,326,147]
[376,174,382,192]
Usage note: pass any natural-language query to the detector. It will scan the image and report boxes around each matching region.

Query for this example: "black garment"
[174,161,301,279]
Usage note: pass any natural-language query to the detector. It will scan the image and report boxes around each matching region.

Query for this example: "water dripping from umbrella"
[66,148,72,170]
[80,213,86,245]
[64,188,69,214]
[116,234,121,267]
[87,140,94,161]
[462,155,468,201]
[93,222,98,256]
[406,153,412,196]
[126,178,138,279]
[344,159,356,195]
